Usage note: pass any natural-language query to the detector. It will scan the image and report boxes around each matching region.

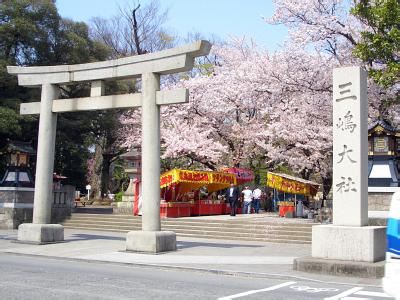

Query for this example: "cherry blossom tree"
[267,0,398,125]
[158,42,337,197]
[119,0,397,199]
[120,39,335,196]
[267,0,363,61]
[259,46,335,196]
[264,0,398,195]
[120,39,275,170]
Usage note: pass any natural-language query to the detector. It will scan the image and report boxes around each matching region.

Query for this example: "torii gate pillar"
[8,41,211,250]
[125,72,172,252]
[18,84,64,244]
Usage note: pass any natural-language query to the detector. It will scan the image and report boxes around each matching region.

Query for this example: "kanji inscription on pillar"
[332,67,368,226]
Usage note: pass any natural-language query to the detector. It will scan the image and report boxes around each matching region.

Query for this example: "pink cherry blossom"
[118,0,396,196]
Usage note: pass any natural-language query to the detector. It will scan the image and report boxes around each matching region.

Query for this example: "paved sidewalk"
[0,228,382,287]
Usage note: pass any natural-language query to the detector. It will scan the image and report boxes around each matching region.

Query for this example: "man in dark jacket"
[225,183,240,216]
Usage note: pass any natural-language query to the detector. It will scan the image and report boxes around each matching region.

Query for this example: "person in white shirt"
[241,186,253,214]
[252,187,262,214]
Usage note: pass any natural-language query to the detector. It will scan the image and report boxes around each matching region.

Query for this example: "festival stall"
[266,172,319,217]
[160,169,236,217]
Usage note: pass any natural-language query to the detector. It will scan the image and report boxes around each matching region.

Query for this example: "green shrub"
[115,191,124,202]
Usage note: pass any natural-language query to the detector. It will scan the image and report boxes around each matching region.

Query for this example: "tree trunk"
[300,168,311,180]
[87,147,102,199]
[100,154,112,198]
[132,5,146,55]
[322,172,332,200]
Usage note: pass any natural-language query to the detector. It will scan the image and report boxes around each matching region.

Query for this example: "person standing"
[264,191,273,212]
[252,186,262,214]
[242,186,253,214]
[225,183,240,216]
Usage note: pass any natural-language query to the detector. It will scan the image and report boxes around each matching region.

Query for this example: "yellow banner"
[211,172,235,185]
[160,169,210,188]
[160,169,236,192]
[209,172,236,192]
[266,172,315,196]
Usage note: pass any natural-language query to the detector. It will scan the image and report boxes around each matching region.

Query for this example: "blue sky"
[56,0,288,51]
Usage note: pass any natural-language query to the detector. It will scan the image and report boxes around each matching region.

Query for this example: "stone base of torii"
[8,40,211,252]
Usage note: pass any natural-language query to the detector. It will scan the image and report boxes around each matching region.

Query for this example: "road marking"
[218,281,296,300]
[355,290,392,298]
[341,297,370,300]
[324,287,364,300]
[290,285,339,293]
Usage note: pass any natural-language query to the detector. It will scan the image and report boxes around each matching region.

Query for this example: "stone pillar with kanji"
[311,67,386,263]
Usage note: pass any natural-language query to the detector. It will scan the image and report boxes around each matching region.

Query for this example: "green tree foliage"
[352,0,400,88]
[0,106,21,137]
[0,0,111,189]
[0,0,174,195]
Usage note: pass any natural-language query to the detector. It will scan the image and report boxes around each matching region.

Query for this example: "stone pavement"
[0,228,383,287]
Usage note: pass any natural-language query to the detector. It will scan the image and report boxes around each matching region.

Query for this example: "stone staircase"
[62,212,314,244]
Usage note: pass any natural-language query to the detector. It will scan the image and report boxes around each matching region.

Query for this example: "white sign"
[332,66,368,226]
[85,185,91,202]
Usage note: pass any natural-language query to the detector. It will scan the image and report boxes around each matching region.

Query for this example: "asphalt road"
[0,254,393,300]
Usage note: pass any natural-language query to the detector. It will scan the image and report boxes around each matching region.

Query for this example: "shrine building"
[368,119,400,187]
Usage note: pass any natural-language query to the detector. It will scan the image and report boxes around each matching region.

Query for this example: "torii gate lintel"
[19,88,189,115]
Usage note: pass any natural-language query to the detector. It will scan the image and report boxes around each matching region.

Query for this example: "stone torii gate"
[8,40,211,252]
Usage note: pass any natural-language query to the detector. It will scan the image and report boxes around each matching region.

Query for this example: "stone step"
[84,212,314,221]
[63,217,141,225]
[63,221,312,240]
[63,225,311,244]
[62,219,311,235]
[62,213,313,244]
[173,221,311,229]
[62,226,310,241]
[64,216,315,229]
[67,214,314,228]
[165,228,311,241]
[176,233,311,244]
[170,227,310,237]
